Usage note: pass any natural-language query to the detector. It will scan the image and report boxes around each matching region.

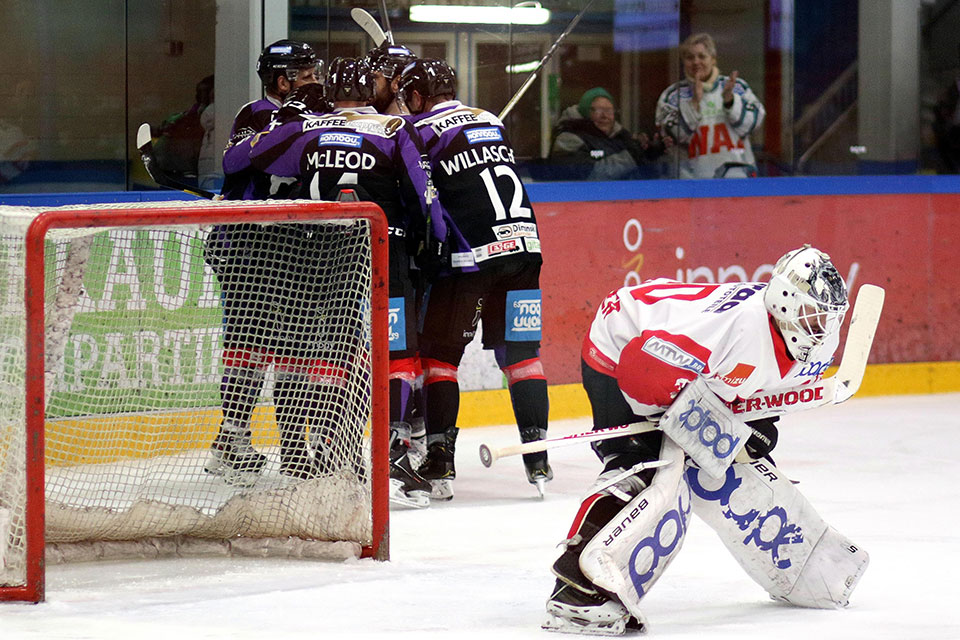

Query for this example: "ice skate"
[204,429,267,487]
[525,457,555,498]
[279,447,324,480]
[418,441,456,501]
[521,427,553,498]
[542,582,644,636]
[389,450,431,509]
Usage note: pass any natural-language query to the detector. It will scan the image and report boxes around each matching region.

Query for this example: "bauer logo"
[388,297,406,351]
[641,336,706,374]
[505,289,541,342]
[318,132,363,148]
[465,127,502,144]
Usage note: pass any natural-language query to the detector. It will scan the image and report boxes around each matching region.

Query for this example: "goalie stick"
[498,0,597,121]
[136,122,217,200]
[351,8,387,47]
[479,283,885,466]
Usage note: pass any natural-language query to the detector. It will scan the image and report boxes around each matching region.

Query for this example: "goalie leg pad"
[578,437,690,623]
[686,458,869,609]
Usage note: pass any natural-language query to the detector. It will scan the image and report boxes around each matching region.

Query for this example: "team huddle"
[203,39,869,636]
[206,40,551,510]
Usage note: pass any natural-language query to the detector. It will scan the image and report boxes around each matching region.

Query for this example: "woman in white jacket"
[656,33,765,178]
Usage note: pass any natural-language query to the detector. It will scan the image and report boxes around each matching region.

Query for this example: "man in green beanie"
[549,87,667,180]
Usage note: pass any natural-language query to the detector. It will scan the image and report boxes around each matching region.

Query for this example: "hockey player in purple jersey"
[249,57,440,508]
[363,42,417,116]
[397,59,551,500]
[220,40,323,201]
[203,40,326,485]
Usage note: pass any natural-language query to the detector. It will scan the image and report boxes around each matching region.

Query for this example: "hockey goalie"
[543,246,871,635]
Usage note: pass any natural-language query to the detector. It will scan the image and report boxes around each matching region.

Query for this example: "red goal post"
[0,200,390,603]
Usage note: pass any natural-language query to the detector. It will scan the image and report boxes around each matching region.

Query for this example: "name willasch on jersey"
[439,142,516,175]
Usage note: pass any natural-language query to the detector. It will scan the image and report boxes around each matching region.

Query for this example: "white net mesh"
[0,201,383,591]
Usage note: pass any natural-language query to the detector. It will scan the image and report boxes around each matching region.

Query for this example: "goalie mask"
[397,59,457,113]
[764,245,848,363]
[257,40,323,88]
[324,57,376,104]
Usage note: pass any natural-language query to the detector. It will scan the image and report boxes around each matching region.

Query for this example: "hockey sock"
[274,372,315,462]
[421,358,460,439]
[219,365,266,434]
[389,357,419,425]
[502,356,549,465]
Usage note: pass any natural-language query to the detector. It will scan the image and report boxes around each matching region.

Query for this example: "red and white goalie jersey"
[581,279,839,416]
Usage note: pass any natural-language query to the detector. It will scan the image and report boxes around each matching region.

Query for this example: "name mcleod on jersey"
[306,148,377,170]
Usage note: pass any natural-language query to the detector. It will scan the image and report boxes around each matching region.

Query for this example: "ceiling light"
[409,3,551,25]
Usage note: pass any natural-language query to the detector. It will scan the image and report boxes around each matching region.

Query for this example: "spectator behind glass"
[196,76,219,190]
[655,33,765,178]
[549,87,667,180]
[153,74,214,184]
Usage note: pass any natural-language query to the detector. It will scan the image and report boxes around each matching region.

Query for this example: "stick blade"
[350,8,386,46]
[136,122,152,151]
[834,284,885,403]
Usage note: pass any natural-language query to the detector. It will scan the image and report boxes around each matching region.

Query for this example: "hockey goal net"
[0,200,389,602]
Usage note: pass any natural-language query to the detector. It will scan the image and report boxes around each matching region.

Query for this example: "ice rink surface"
[4,393,960,639]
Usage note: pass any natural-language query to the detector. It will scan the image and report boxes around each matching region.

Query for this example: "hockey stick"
[376,0,395,45]
[136,122,217,199]
[479,422,651,468]
[498,0,597,121]
[478,284,885,465]
[351,8,387,47]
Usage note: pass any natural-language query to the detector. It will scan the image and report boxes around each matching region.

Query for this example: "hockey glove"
[417,234,450,282]
[273,84,329,125]
[416,222,450,282]
[743,417,779,460]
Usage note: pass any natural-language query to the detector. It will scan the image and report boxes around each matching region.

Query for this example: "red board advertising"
[536,193,960,385]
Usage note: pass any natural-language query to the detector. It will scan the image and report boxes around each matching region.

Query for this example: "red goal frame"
[3,201,390,603]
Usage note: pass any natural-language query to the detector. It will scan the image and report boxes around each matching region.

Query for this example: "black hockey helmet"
[257,40,321,87]
[324,57,376,103]
[397,58,457,104]
[364,43,417,80]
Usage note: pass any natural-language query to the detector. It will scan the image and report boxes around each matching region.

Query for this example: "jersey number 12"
[479,165,531,220]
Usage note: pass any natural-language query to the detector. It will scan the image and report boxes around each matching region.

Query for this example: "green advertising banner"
[41,228,224,418]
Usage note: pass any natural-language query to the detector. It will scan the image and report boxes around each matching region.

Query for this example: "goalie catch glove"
[743,416,779,460]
